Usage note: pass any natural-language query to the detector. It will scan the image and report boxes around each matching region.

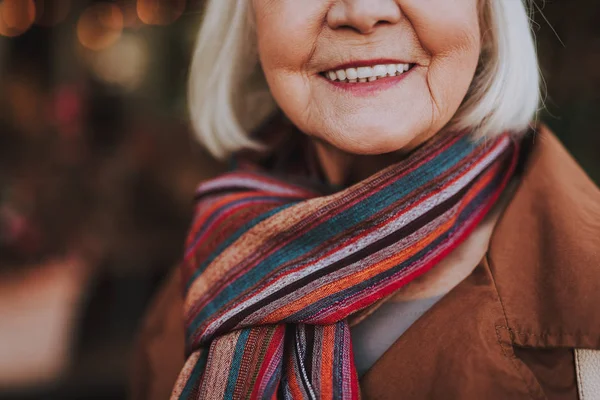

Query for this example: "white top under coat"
[350,293,447,378]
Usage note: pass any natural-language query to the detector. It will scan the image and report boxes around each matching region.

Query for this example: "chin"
[320,124,420,155]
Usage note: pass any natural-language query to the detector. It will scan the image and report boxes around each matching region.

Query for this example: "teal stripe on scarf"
[223,329,252,398]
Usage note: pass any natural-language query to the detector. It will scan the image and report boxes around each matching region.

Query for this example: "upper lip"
[321,58,412,72]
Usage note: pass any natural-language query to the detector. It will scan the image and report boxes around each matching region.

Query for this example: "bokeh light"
[136,0,186,26]
[35,0,71,27]
[76,3,123,51]
[87,33,149,91]
[0,0,36,37]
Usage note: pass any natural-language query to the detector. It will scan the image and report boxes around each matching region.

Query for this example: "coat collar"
[487,125,600,349]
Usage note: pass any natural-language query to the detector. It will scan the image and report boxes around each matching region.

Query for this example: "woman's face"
[253,0,481,154]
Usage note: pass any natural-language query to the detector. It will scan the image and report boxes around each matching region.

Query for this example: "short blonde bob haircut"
[188,0,541,160]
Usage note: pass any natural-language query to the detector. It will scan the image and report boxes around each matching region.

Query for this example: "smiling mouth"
[320,62,416,83]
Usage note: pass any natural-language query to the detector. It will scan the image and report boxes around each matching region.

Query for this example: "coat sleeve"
[129,269,186,400]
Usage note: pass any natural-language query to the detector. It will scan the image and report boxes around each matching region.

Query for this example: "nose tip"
[327,0,402,35]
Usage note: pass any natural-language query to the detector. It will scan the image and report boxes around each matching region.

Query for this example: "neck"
[313,140,413,187]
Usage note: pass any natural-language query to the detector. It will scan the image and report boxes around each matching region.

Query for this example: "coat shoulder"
[488,125,600,348]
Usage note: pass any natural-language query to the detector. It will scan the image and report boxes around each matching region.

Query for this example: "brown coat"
[130,126,600,399]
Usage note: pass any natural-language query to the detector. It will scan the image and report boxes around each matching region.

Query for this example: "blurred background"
[0,0,598,399]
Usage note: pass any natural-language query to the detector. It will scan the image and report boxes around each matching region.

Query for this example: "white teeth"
[397,63,409,72]
[356,67,373,79]
[373,65,387,77]
[346,68,358,80]
[323,63,412,83]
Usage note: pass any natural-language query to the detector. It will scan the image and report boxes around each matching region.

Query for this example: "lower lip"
[320,67,414,96]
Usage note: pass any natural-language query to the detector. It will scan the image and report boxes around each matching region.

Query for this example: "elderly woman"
[131,0,600,399]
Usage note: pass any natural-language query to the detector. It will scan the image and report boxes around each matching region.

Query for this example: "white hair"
[188,0,541,159]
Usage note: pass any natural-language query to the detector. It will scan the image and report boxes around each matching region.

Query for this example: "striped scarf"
[172,129,519,399]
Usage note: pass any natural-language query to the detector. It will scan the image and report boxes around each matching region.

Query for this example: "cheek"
[254,1,324,74]
[400,0,481,56]
[400,0,481,120]
[253,1,326,122]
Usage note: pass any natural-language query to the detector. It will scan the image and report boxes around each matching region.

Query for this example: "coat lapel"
[488,126,600,349]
